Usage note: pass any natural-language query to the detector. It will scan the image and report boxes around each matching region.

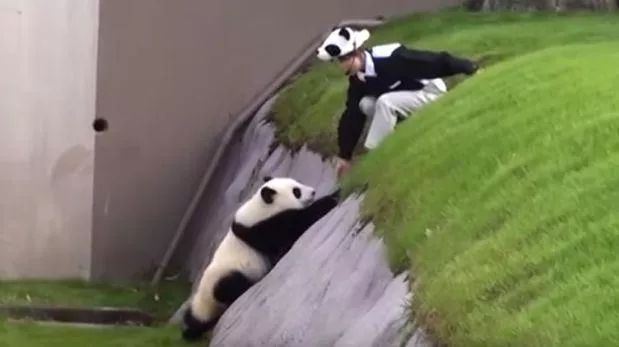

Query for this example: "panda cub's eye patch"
[293,187,301,199]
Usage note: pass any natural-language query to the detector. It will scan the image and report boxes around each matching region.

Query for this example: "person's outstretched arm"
[337,77,367,161]
[388,45,479,80]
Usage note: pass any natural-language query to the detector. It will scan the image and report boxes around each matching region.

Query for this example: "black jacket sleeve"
[388,46,479,80]
[337,77,366,160]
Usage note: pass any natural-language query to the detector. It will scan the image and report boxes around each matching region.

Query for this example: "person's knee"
[429,78,447,94]
[358,96,375,116]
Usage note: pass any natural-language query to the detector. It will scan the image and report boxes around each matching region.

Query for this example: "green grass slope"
[0,279,189,346]
[348,42,619,347]
[272,10,619,347]
[0,323,181,347]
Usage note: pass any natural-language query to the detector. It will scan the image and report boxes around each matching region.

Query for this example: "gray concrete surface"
[0,0,99,279]
[170,96,435,347]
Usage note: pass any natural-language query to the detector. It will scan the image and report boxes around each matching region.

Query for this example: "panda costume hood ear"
[316,26,371,61]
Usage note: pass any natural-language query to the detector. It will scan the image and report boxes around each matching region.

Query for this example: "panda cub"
[181,176,340,341]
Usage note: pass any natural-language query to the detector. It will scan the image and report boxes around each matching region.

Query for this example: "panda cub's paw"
[329,187,342,201]
[181,307,215,342]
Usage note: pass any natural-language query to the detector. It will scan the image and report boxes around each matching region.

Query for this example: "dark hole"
[93,118,108,132]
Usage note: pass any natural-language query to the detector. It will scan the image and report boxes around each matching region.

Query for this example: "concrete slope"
[171,95,434,347]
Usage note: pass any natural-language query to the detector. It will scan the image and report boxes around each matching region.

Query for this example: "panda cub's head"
[235,176,317,226]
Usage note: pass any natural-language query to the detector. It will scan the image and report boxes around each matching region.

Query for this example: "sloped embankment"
[170,95,430,347]
[169,11,619,347]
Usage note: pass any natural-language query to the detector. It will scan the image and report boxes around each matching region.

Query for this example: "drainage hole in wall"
[93,118,109,132]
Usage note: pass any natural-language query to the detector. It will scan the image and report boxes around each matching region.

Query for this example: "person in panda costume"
[180,176,340,341]
[316,26,480,177]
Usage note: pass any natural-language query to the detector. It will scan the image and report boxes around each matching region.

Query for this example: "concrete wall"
[0,0,99,279]
[91,0,463,280]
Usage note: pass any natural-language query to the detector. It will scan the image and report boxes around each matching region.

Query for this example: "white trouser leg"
[359,96,376,118]
[361,78,446,150]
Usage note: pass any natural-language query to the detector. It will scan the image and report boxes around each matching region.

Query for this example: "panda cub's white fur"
[188,231,270,325]
[181,176,340,341]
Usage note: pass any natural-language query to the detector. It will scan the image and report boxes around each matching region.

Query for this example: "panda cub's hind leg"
[181,272,254,342]
[213,270,255,304]
[182,307,217,341]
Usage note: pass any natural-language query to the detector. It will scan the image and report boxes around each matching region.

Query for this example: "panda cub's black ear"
[260,186,277,204]
[263,175,273,182]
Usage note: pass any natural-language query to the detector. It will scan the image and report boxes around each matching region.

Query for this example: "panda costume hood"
[316,26,371,62]
[315,26,479,162]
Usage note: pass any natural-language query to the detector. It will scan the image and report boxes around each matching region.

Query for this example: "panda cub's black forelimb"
[291,186,340,232]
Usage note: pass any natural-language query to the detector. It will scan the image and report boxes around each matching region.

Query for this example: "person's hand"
[335,157,352,178]
[465,61,482,76]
